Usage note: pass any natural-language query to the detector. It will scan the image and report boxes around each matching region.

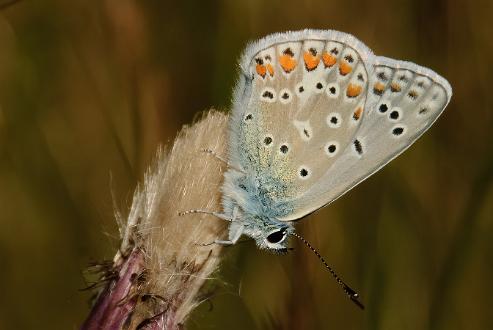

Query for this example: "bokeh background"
[1,0,492,329]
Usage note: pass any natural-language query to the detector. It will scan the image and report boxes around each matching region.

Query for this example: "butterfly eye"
[266,229,286,244]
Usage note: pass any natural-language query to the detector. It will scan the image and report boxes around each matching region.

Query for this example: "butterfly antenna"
[290,232,364,310]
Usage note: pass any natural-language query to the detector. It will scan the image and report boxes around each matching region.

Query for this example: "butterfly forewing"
[233,32,372,216]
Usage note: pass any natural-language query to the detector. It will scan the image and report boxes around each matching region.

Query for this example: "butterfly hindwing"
[278,56,452,221]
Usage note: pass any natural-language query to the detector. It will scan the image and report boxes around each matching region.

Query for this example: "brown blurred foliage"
[0,0,491,329]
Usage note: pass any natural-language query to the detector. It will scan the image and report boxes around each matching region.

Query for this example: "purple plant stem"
[81,248,145,330]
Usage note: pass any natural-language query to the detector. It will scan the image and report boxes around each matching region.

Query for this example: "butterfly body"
[222,168,295,250]
[215,29,452,252]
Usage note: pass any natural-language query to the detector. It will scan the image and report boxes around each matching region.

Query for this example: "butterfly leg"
[178,209,232,222]
[193,207,243,246]
[201,148,228,165]
[201,148,246,173]
[213,224,244,246]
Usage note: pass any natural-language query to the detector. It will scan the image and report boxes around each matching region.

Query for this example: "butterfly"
[180,29,451,307]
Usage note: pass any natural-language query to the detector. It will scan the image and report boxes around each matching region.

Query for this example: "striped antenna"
[290,232,364,310]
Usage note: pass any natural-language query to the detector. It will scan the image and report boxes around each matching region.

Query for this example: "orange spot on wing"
[373,82,385,95]
[353,107,363,120]
[279,54,297,73]
[390,82,401,92]
[322,52,337,68]
[256,64,267,78]
[339,61,352,76]
[266,63,274,77]
[303,51,320,71]
[346,83,362,97]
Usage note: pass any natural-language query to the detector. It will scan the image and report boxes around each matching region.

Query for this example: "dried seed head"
[117,110,228,327]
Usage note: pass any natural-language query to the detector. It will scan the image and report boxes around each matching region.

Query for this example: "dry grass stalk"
[82,110,229,329]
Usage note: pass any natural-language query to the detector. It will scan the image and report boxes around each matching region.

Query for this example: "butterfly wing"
[278,55,452,220]
[228,30,452,221]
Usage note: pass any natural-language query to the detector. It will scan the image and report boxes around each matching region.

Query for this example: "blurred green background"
[0,0,492,329]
